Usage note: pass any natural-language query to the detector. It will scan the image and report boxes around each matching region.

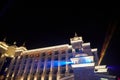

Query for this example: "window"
[34,64,38,69]
[36,54,40,57]
[22,65,25,70]
[44,75,48,80]
[60,68,65,74]
[47,57,51,61]
[68,54,73,59]
[9,71,13,76]
[41,52,46,57]
[69,69,73,73]
[61,50,66,54]
[41,58,44,62]
[68,49,72,53]
[14,71,18,77]
[54,56,58,60]
[54,51,59,55]
[24,55,28,59]
[30,54,34,58]
[53,61,58,67]
[46,69,50,74]
[37,75,41,80]
[32,70,36,75]
[79,49,83,53]
[19,71,23,76]
[24,60,27,64]
[46,62,51,68]
[28,66,31,70]
[53,69,57,74]
[38,70,43,75]
[75,48,79,52]
[47,51,52,56]
[11,66,15,70]
[13,60,16,65]
[29,59,32,63]
[61,56,66,60]
[40,64,44,68]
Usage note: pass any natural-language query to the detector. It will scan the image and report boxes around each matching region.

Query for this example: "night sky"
[0,1,120,77]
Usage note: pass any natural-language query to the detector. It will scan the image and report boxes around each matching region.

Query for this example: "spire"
[22,42,25,47]
[75,32,78,37]
[13,41,16,45]
[3,37,6,42]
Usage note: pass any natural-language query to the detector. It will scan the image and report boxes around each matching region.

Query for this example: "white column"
[41,53,47,80]
[49,52,54,80]
[57,50,61,80]
[65,50,69,76]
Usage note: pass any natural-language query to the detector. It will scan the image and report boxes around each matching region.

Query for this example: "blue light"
[84,58,92,63]
[52,60,73,67]
[107,65,119,70]
[80,57,92,63]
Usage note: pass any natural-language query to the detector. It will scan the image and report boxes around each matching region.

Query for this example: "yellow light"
[98,25,116,65]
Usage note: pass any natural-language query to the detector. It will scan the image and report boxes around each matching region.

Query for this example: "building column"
[65,51,69,76]
[57,51,61,80]
[41,53,47,80]
[49,52,54,80]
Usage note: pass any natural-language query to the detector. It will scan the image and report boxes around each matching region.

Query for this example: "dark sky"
[0,0,120,76]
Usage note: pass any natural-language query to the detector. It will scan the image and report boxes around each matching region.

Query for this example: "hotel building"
[0,34,116,80]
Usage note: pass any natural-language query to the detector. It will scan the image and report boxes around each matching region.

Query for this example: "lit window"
[30,54,34,58]
[48,51,52,55]
[36,54,39,57]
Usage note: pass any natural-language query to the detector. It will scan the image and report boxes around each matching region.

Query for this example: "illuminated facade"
[0,41,27,80]
[0,34,116,80]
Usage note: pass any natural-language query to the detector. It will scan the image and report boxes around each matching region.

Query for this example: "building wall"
[2,35,103,80]
[6,45,74,80]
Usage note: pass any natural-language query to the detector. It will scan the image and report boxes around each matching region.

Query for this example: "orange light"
[98,24,116,65]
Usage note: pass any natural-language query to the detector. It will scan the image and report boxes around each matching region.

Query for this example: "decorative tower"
[70,34,116,80]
